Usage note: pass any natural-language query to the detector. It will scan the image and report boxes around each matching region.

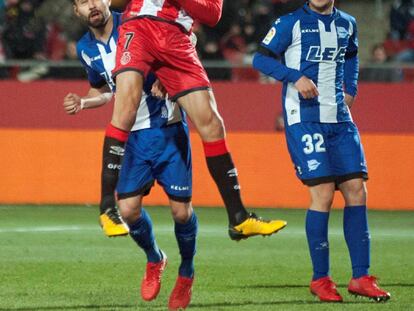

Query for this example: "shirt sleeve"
[346,17,358,56]
[253,52,303,83]
[260,16,295,56]
[77,44,107,89]
[344,18,359,97]
[253,15,303,83]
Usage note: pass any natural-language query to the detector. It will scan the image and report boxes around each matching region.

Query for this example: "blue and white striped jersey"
[76,11,183,131]
[256,4,359,126]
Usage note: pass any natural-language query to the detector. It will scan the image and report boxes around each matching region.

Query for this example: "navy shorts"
[285,121,368,186]
[116,122,192,202]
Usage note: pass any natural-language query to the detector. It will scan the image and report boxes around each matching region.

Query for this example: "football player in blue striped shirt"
[63,1,196,308]
[253,0,390,303]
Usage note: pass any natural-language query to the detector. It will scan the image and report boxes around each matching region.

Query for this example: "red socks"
[202,139,229,157]
[105,123,129,142]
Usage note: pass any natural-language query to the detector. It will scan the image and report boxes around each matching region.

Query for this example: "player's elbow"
[252,52,264,71]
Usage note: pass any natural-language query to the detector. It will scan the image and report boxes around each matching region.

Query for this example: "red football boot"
[310,276,343,302]
[141,251,167,301]
[348,275,391,302]
[168,275,194,310]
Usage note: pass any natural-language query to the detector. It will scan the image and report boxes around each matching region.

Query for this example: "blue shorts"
[285,121,368,186]
[116,122,192,202]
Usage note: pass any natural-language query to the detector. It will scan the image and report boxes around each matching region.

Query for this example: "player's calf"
[99,124,129,237]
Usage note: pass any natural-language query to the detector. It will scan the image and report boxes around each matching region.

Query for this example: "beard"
[88,10,109,28]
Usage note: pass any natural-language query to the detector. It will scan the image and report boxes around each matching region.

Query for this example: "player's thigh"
[111,71,144,129]
[112,21,156,128]
[285,122,334,186]
[116,131,155,201]
[177,90,224,141]
[328,122,368,183]
[153,123,192,203]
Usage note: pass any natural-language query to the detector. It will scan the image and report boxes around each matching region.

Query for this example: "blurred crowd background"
[1,0,414,82]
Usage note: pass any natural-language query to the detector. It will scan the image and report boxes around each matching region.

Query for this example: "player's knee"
[311,190,335,210]
[178,90,225,140]
[198,113,225,141]
[344,181,367,205]
[171,202,192,224]
[353,183,366,199]
[118,199,142,225]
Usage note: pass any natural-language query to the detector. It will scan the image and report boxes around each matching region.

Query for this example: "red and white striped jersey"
[123,0,194,32]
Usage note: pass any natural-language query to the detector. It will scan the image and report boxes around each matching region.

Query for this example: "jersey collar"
[303,3,339,20]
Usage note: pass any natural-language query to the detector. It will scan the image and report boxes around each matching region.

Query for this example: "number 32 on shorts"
[302,133,326,155]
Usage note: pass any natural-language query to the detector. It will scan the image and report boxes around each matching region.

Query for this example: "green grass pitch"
[0,205,413,311]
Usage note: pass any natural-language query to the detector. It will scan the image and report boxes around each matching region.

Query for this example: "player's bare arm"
[294,76,319,99]
[63,85,112,115]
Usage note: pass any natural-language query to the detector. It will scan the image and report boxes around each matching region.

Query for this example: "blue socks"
[306,206,370,280]
[344,205,370,278]
[129,208,162,263]
[306,210,330,280]
[128,208,197,278]
[175,213,198,278]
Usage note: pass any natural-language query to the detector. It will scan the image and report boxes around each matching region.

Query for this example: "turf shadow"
[381,283,414,287]
[191,300,374,309]
[236,282,414,289]
[234,284,309,289]
[0,304,136,311]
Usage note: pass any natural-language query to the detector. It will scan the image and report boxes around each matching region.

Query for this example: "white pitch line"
[0,225,412,238]
[0,225,98,233]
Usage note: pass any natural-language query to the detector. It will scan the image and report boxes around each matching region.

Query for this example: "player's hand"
[294,76,319,99]
[151,79,167,99]
[63,93,81,115]
[344,93,355,108]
